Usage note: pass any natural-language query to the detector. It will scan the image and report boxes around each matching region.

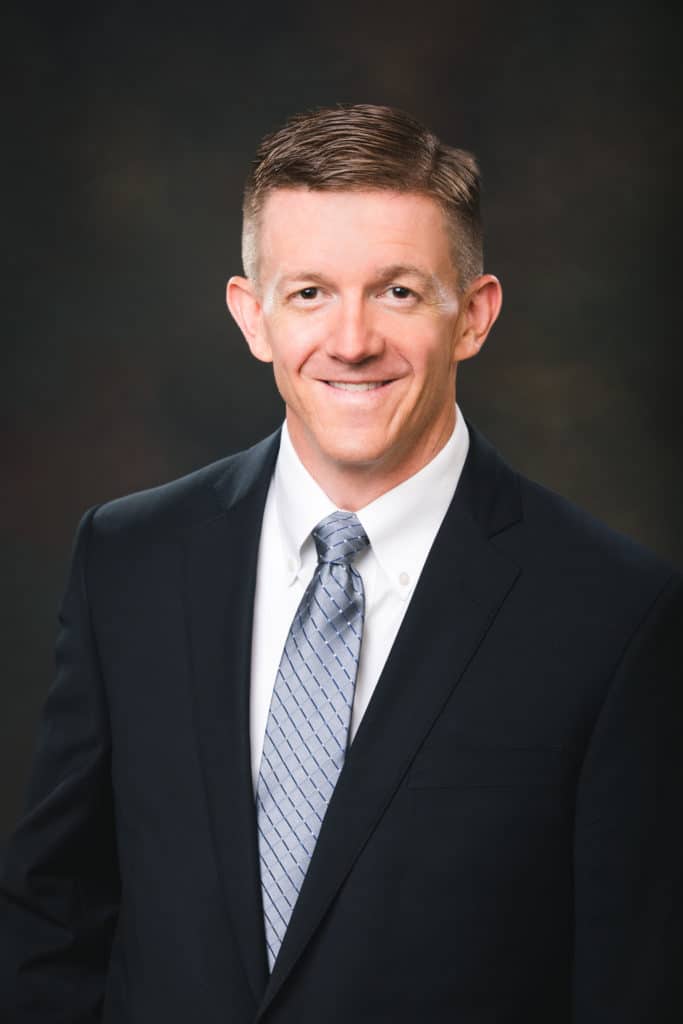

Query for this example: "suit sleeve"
[572,573,683,1023]
[0,507,120,1022]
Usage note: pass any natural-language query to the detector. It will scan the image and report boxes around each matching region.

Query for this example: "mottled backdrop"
[2,1,681,834]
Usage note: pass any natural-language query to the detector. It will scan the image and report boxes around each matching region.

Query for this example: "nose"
[325,295,384,364]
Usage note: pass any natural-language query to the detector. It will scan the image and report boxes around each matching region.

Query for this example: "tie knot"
[313,511,369,565]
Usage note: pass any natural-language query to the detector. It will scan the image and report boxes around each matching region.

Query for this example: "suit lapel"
[183,433,280,1004]
[256,423,523,1020]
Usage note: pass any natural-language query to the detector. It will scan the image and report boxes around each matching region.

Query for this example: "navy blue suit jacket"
[1,422,681,1022]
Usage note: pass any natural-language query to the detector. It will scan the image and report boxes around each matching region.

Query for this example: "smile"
[326,381,388,391]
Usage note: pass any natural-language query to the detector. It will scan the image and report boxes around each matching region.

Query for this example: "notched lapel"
[183,434,279,1004]
[257,425,523,1020]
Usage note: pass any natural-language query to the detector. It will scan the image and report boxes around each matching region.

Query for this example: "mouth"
[325,380,390,391]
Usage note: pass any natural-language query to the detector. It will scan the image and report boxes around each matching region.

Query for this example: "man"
[1,104,681,1022]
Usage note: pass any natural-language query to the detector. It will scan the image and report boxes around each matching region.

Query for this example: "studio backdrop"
[2,0,681,835]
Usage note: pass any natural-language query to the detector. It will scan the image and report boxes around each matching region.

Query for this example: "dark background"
[2,1,681,837]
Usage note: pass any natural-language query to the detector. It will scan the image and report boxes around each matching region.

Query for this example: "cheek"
[403,327,456,378]
[266,315,323,372]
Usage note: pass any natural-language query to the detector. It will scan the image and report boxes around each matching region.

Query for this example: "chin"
[295,417,400,476]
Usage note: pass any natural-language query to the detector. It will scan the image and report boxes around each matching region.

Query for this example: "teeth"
[328,381,384,391]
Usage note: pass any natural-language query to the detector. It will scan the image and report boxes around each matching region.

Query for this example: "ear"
[226,275,273,363]
[452,274,503,364]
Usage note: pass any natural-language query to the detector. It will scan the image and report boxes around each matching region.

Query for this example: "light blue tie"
[256,510,369,970]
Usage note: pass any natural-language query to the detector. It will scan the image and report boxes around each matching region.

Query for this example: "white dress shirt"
[249,405,470,790]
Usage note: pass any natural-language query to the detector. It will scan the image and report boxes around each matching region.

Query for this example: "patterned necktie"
[256,510,370,970]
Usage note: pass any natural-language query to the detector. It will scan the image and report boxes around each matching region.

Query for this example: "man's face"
[229,188,492,500]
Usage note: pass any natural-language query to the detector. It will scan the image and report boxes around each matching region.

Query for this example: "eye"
[387,284,419,303]
[387,285,416,301]
[298,286,319,300]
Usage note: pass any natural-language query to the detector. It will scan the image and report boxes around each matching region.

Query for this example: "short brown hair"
[241,103,483,290]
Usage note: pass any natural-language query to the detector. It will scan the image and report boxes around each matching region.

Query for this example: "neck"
[287,410,457,512]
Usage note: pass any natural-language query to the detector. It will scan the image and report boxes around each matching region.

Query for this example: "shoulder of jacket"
[88,431,279,542]
[513,471,679,589]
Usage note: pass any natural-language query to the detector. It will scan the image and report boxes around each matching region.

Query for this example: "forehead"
[257,188,454,279]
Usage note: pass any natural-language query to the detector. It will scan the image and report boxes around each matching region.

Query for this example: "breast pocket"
[406,744,576,789]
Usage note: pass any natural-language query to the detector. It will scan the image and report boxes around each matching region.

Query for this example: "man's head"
[227,105,502,509]
[241,103,482,294]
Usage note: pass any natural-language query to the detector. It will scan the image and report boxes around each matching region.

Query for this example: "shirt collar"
[358,406,469,599]
[273,426,337,585]
[273,406,469,596]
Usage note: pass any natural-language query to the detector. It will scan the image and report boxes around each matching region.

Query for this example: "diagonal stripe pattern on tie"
[256,510,369,970]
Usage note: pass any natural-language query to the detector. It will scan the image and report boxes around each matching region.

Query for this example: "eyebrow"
[277,271,334,290]
[277,264,439,294]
